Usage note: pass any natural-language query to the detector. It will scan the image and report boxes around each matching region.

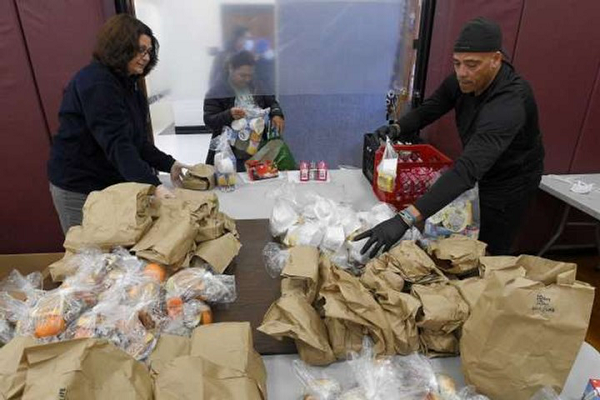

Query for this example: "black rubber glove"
[354,215,408,258]
[374,123,401,141]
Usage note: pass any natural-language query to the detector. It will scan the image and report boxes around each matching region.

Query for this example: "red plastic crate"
[372,144,453,209]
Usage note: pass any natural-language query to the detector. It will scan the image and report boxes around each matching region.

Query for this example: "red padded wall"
[570,66,600,173]
[16,0,114,135]
[0,0,64,253]
[422,0,524,160]
[512,0,600,174]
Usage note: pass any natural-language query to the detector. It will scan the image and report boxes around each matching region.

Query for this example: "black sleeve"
[139,96,176,172]
[265,96,284,119]
[140,140,176,173]
[396,74,458,133]
[79,82,162,186]
[414,91,526,218]
[204,96,234,133]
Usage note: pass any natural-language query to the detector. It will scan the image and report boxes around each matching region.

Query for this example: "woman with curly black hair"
[48,14,189,233]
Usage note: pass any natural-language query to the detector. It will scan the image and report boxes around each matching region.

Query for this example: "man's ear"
[492,51,503,67]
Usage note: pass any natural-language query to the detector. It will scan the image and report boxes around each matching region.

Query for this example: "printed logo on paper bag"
[58,388,67,400]
[532,293,555,315]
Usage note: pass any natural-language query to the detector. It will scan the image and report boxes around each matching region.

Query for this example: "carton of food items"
[246,160,279,181]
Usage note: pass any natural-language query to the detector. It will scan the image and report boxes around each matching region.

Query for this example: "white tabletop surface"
[161,169,381,219]
[162,169,600,398]
[540,174,600,220]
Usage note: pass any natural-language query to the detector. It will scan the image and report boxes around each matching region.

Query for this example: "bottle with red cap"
[299,161,309,181]
[317,161,328,181]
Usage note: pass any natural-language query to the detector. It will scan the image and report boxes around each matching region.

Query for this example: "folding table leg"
[537,204,571,257]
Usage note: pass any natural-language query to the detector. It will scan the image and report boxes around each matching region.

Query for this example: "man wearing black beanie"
[357,17,545,256]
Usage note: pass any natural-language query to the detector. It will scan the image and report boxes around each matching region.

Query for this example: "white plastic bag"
[376,138,398,193]
[210,130,237,189]
[262,242,290,278]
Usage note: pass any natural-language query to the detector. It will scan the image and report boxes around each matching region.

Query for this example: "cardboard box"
[0,253,64,282]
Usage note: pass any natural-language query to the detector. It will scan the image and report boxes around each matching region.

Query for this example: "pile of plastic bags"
[295,337,490,400]
[0,248,236,361]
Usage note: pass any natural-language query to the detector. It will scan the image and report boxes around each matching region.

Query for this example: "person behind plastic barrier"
[204,50,285,172]
[356,17,544,256]
[209,26,253,88]
[47,14,190,234]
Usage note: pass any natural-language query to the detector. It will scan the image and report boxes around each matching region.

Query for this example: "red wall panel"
[422,0,524,160]
[16,0,113,135]
[570,65,600,173]
[512,0,600,174]
[0,0,63,253]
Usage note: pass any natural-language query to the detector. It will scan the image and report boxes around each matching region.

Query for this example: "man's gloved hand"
[353,215,408,258]
[374,123,401,141]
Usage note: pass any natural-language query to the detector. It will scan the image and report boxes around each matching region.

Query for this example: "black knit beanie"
[454,17,502,52]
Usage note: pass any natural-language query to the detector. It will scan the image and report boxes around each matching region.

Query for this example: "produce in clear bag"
[163,298,212,336]
[165,267,236,304]
[293,359,343,400]
[211,129,237,190]
[95,304,158,361]
[0,292,30,343]
[424,187,480,241]
[26,287,87,340]
[346,337,408,400]
[0,269,43,302]
[263,242,290,278]
[376,138,398,193]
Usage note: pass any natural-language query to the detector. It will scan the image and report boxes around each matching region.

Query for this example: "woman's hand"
[170,161,191,187]
[271,116,285,135]
[230,107,246,120]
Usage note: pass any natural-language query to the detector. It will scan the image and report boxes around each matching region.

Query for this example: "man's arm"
[414,92,526,218]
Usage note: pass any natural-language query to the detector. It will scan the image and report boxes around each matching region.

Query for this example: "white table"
[160,169,382,218]
[538,175,600,269]
[263,343,600,400]
[162,169,600,398]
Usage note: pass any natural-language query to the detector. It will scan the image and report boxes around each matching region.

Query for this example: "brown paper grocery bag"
[320,265,395,356]
[450,277,487,310]
[64,183,155,252]
[48,251,77,282]
[181,164,216,191]
[190,322,267,399]
[461,260,595,400]
[258,295,335,365]
[195,212,238,243]
[133,199,199,267]
[152,323,266,400]
[281,246,320,303]
[385,241,447,285]
[193,233,242,273]
[323,318,364,360]
[172,188,219,220]
[411,283,469,334]
[379,290,421,355]
[360,259,405,295]
[428,235,486,276]
[154,356,263,400]
[21,339,153,400]
[0,337,36,400]
[420,330,459,356]
[148,335,191,377]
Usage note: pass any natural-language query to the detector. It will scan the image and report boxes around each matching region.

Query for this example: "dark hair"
[229,51,256,70]
[93,14,159,76]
